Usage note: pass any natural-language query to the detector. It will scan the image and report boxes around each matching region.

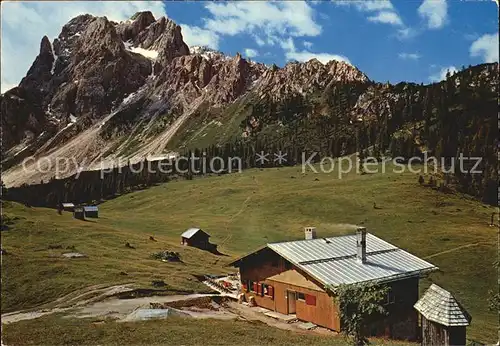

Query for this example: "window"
[263,284,274,299]
[386,290,396,304]
[296,292,305,301]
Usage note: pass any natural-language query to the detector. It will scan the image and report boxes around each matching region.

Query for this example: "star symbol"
[274,151,287,165]
[255,151,269,165]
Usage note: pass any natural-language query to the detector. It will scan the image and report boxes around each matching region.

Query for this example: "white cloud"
[396,27,418,40]
[203,1,321,38]
[280,37,296,52]
[470,33,499,63]
[398,52,421,60]
[429,66,457,82]
[281,37,350,65]
[335,0,404,27]
[418,0,448,29]
[244,48,258,58]
[180,24,219,49]
[254,35,266,46]
[367,11,403,26]
[1,1,167,93]
[335,0,394,11]
[303,41,313,49]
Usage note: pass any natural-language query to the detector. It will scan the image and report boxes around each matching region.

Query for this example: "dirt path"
[68,294,216,320]
[219,195,252,248]
[0,283,214,325]
[219,174,262,249]
[423,242,484,260]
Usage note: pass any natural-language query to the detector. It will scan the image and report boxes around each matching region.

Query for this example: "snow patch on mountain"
[50,40,58,75]
[124,41,159,60]
[189,45,229,61]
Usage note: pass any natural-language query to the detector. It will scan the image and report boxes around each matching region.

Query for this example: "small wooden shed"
[181,228,211,249]
[83,206,98,218]
[414,284,471,346]
[73,207,85,220]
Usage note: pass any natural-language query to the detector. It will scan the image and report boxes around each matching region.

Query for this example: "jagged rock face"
[256,59,369,102]
[52,16,152,119]
[116,13,189,74]
[1,11,374,185]
[152,52,266,108]
[18,36,55,103]
[116,11,156,42]
[0,88,49,152]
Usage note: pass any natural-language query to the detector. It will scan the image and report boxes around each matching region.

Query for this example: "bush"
[151,251,181,262]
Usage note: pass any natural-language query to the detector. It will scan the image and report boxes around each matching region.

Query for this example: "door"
[287,291,296,314]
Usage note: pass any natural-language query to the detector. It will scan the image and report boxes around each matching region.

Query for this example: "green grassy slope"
[2,161,497,343]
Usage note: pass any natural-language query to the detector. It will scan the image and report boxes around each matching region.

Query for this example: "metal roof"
[83,206,98,212]
[62,203,74,207]
[414,284,471,327]
[181,228,209,239]
[266,233,438,286]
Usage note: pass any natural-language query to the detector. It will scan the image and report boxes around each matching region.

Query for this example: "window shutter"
[305,294,316,306]
[268,286,274,298]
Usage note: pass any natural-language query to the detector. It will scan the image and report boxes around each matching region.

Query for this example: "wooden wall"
[239,248,339,330]
[421,318,466,346]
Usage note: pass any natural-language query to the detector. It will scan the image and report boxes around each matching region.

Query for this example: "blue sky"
[1,1,498,92]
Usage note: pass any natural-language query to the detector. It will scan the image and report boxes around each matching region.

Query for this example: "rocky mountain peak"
[117,11,156,42]
[131,11,156,23]
[18,35,55,99]
[255,58,369,102]
[39,35,53,56]
[2,13,378,184]
[81,16,123,56]
[189,46,229,61]
[115,14,189,74]
[325,60,368,83]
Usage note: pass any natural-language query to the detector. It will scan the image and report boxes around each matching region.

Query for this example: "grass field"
[1,161,497,344]
[2,315,414,346]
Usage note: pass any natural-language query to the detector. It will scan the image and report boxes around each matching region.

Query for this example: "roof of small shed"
[414,284,471,327]
[181,228,210,239]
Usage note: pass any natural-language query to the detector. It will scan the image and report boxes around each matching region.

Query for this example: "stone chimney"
[356,227,367,263]
[304,227,317,240]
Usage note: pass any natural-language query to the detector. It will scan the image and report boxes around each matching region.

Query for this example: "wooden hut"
[181,228,211,249]
[73,207,85,220]
[414,284,471,346]
[83,206,98,218]
[230,227,438,338]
